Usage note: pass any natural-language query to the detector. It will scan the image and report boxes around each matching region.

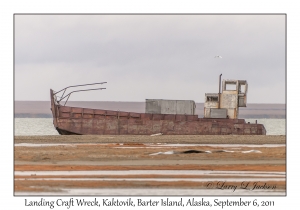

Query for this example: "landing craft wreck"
[50,76,266,135]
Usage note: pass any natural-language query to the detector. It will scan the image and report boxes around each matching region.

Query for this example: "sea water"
[14,118,286,136]
[14,118,58,135]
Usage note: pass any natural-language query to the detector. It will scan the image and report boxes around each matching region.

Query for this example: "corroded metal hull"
[50,90,266,135]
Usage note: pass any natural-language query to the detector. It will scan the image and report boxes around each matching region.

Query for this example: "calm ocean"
[14,118,286,136]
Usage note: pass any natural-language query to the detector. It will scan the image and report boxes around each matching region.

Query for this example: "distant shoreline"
[14,101,286,119]
[14,113,286,119]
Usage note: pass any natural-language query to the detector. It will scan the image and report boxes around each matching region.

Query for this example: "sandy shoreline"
[14,135,286,195]
[14,135,286,144]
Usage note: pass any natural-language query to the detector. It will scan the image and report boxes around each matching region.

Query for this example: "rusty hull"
[50,90,266,135]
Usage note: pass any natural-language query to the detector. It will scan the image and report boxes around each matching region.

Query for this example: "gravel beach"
[14,135,286,144]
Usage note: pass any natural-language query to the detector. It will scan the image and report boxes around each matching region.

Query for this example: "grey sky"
[15,14,285,103]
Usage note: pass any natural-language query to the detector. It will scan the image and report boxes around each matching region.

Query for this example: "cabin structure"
[204,79,248,119]
[145,99,196,115]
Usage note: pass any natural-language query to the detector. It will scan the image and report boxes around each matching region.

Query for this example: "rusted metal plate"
[164,114,175,121]
[130,112,140,118]
[94,110,106,115]
[106,110,117,116]
[55,108,267,135]
[119,111,129,117]
[71,107,82,113]
[152,114,163,120]
[83,108,94,114]
[59,106,72,112]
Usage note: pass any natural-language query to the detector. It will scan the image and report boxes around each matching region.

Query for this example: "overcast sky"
[15,14,285,103]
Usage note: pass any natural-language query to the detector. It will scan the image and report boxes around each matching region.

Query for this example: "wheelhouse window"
[225,83,237,91]
[207,96,218,102]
